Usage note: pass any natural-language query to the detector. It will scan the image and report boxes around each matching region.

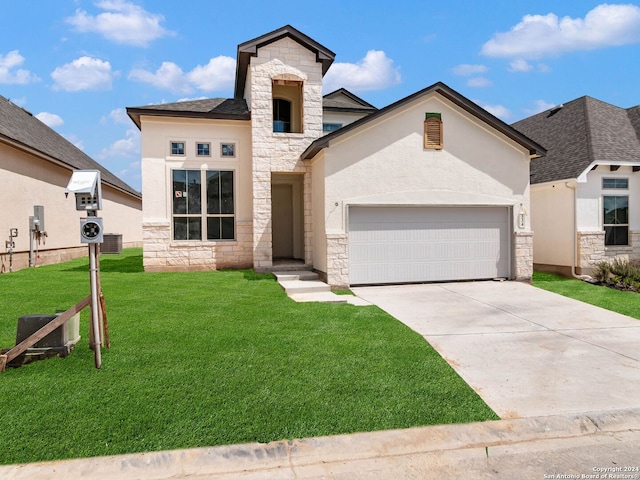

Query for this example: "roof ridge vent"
[547,104,563,117]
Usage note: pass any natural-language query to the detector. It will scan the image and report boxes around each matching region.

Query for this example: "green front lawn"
[533,271,640,319]
[0,249,497,465]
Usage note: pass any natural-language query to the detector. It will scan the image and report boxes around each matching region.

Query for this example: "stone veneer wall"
[326,234,349,287]
[142,220,253,272]
[513,231,533,281]
[603,231,640,262]
[577,231,605,274]
[249,38,323,270]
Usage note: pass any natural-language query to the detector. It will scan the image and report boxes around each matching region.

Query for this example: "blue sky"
[2,1,640,192]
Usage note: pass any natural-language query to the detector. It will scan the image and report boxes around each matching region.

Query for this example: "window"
[272,79,303,133]
[172,170,234,241]
[221,143,235,157]
[197,143,210,156]
[323,123,342,133]
[603,195,628,246]
[171,141,185,156]
[273,98,292,132]
[424,113,443,149]
[602,178,628,189]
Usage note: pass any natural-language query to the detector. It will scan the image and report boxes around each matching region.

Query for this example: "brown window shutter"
[424,116,443,149]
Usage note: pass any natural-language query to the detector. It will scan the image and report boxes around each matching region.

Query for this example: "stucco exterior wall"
[139,116,253,271]
[317,94,533,283]
[530,182,575,268]
[0,142,142,272]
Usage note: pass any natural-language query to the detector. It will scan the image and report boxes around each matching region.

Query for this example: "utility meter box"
[80,217,103,243]
[65,170,102,211]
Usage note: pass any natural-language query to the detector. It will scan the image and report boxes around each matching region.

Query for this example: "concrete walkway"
[2,408,639,479]
[352,281,640,419]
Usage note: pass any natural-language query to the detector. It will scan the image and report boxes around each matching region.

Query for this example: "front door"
[272,184,294,258]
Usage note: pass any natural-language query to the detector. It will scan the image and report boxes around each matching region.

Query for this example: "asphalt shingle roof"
[127,98,250,128]
[512,96,640,184]
[0,95,140,198]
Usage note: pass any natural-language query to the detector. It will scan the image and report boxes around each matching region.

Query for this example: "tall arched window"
[272,79,303,133]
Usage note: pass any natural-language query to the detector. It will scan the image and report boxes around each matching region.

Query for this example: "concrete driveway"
[352,281,640,419]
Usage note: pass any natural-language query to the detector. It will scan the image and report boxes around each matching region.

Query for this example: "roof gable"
[322,88,377,112]
[234,25,335,99]
[512,96,640,184]
[303,82,544,160]
[0,95,140,198]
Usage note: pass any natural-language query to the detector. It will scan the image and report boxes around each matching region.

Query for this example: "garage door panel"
[349,207,510,285]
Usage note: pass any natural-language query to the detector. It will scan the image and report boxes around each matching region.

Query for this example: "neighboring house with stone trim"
[513,96,640,276]
[0,95,142,272]
[127,25,544,287]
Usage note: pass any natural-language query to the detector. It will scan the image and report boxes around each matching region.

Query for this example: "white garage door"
[349,206,510,285]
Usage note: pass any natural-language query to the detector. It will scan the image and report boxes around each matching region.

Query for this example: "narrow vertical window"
[603,195,629,246]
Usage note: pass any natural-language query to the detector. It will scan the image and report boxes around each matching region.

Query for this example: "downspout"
[565,180,581,279]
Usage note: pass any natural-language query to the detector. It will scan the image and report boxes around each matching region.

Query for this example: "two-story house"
[127,25,544,287]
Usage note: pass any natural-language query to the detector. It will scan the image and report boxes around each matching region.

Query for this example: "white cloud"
[0,50,39,84]
[524,99,557,116]
[323,50,401,92]
[97,128,140,160]
[129,61,190,94]
[467,77,492,88]
[476,101,512,121]
[66,0,173,47]
[508,59,534,72]
[129,56,236,94]
[35,112,64,128]
[187,56,236,92]
[102,107,130,125]
[481,3,640,59]
[452,64,489,76]
[51,56,118,91]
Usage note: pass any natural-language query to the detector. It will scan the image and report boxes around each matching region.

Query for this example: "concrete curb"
[2,408,639,480]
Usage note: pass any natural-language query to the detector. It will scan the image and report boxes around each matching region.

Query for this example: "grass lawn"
[0,249,497,465]
[532,271,640,320]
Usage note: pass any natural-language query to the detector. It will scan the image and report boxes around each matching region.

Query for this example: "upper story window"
[197,142,211,156]
[273,99,292,132]
[272,79,303,133]
[424,113,443,150]
[171,141,185,156]
[602,178,628,189]
[323,123,342,133]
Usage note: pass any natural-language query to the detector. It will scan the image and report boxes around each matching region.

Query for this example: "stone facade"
[326,234,349,287]
[513,231,534,281]
[577,231,605,274]
[249,38,323,270]
[143,220,253,272]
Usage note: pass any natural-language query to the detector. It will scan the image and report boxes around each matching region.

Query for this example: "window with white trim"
[197,142,210,156]
[172,169,235,241]
[602,178,628,189]
[170,141,185,156]
[603,195,628,246]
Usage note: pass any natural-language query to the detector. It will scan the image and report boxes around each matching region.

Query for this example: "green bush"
[593,258,640,289]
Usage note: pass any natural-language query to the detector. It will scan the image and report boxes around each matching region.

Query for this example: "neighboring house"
[127,25,543,287]
[0,95,142,273]
[513,96,640,276]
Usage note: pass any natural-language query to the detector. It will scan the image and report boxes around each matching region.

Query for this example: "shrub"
[593,258,640,290]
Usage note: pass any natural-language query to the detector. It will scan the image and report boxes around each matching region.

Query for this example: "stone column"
[513,231,533,281]
[577,231,605,274]
[326,234,349,287]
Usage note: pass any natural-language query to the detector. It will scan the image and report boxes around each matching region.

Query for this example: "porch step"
[278,279,331,295]
[273,271,319,282]
[289,292,348,303]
